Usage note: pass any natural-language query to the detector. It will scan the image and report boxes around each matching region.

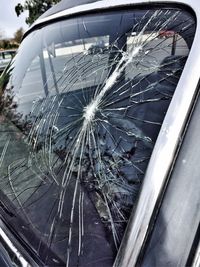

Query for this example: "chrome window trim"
[192,241,200,267]
[0,220,33,267]
[18,0,200,266]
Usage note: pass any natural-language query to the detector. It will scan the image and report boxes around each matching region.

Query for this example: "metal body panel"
[141,80,200,266]
[38,0,100,20]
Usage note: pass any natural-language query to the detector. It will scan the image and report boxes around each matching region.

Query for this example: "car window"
[0,7,196,266]
[3,52,13,60]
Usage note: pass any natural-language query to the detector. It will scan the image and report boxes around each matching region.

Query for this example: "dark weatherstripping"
[0,7,196,267]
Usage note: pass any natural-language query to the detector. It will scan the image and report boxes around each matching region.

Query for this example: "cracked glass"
[0,7,196,267]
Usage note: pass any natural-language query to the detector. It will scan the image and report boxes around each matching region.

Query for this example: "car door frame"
[0,0,200,266]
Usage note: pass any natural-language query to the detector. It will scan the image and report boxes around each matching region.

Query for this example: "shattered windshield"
[0,7,195,267]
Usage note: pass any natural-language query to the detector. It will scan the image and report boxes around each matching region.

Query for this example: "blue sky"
[0,0,28,38]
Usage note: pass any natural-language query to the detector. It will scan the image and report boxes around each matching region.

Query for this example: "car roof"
[26,0,198,38]
[39,0,100,20]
